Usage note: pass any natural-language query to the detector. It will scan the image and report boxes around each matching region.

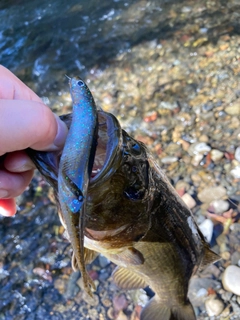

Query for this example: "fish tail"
[140,297,196,320]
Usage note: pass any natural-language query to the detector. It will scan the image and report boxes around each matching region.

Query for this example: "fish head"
[85,110,153,244]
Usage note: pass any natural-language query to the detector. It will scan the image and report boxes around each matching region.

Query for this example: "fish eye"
[77,80,84,87]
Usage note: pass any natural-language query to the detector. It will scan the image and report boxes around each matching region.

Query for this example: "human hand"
[0,65,68,216]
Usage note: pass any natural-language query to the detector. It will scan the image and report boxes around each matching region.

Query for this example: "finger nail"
[45,115,68,151]
[0,190,9,198]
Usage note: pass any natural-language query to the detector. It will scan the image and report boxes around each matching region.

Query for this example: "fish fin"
[141,297,196,320]
[72,249,98,269]
[71,252,78,272]
[199,243,221,271]
[112,266,147,290]
[109,247,144,266]
[84,248,99,264]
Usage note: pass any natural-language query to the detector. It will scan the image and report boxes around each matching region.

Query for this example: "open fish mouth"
[89,110,122,186]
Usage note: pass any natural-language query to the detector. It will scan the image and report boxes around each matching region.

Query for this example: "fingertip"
[0,199,17,216]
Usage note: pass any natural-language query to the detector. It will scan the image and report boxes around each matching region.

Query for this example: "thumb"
[0,99,68,155]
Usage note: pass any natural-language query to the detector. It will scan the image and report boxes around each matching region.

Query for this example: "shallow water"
[1,0,240,319]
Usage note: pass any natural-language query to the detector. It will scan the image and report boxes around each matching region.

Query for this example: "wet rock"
[189,278,220,307]
[198,186,227,203]
[199,219,214,243]
[231,251,240,265]
[231,301,240,316]
[98,255,110,268]
[205,297,224,316]
[161,156,178,164]
[225,102,240,115]
[230,165,240,179]
[181,193,196,209]
[222,265,240,295]
[188,142,211,156]
[210,199,229,214]
[113,294,128,312]
[235,146,240,162]
[210,149,224,162]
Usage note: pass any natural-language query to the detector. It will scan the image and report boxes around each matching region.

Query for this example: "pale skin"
[0,65,68,216]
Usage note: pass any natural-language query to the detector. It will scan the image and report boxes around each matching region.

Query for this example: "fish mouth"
[89,111,122,186]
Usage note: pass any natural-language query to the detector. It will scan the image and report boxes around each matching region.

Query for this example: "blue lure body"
[58,77,98,295]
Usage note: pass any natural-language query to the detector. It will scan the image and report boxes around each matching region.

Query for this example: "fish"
[27,78,219,320]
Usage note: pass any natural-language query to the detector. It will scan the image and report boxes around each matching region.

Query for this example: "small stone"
[199,219,214,243]
[210,149,224,162]
[189,278,220,308]
[231,251,240,265]
[181,193,196,209]
[113,294,128,312]
[188,142,211,156]
[191,154,203,166]
[98,255,110,268]
[161,156,178,164]
[221,251,231,261]
[225,102,240,115]
[235,146,240,162]
[199,134,209,143]
[221,305,231,317]
[198,186,227,203]
[222,265,240,295]
[210,200,229,214]
[205,298,224,316]
[230,165,240,179]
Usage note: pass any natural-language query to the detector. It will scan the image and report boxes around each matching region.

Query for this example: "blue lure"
[58,77,98,295]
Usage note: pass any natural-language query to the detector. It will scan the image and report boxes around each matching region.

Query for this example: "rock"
[198,186,227,203]
[210,199,229,214]
[210,149,224,162]
[199,219,214,243]
[188,142,211,156]
[222,265,240,295]
[205,297,224,316]
[98,255,110,268]
[235,146,240,162]
[113,294,128,312]
[189,278,220,307]
[161,156,178,164]
[230,165,240,179]
[225,102,240,115]
[191,154,203,166]
[181,193,196,209]
[231,251,240,265]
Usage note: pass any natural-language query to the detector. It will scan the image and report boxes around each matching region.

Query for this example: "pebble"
[210,149,224,162]
[222,265,240,296]
[191,154,203,166]
[205,297,224,317]
[98,255,110,268]
[181,193,196,209]
[189,278,219,307]
[225,102,240,115]
[198,186,227,203]
[188,142,211,156]
[198,219,214,243]
[230,165,240,179]
[235,146,240,162]
[210,199,229,214]
[231,251,240,265]
[161,156,178,164]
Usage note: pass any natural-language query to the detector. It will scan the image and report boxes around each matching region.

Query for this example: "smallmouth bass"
[27,78,219,320]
